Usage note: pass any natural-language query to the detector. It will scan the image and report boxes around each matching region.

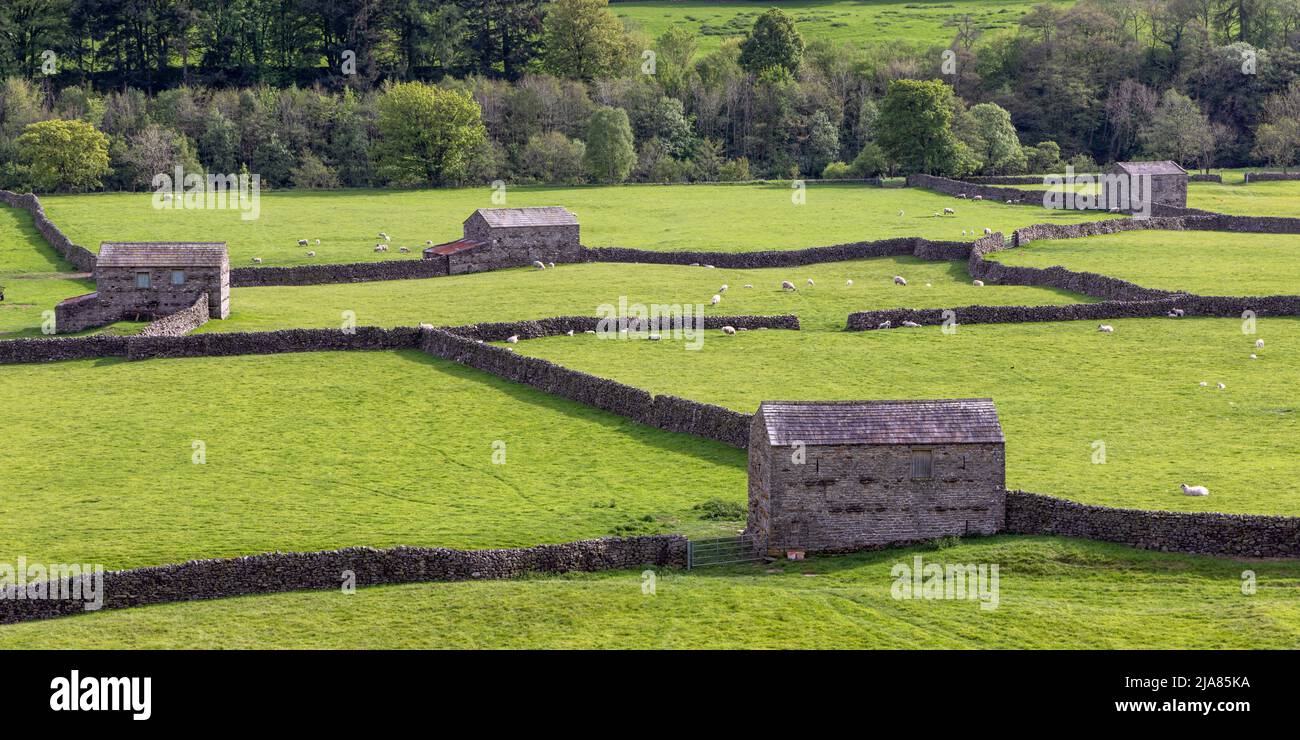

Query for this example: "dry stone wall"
[1005,491,1300,558]
[445,314,800,342]
[906,173,1051,204]
[0,190,97,272]
[230,259,450,286]
[136,294,210,337]
[0,335,129,364]
[1244,172,1300,182]
[126,326,421,360]
[0,535,687,625]
[582,237,971,268]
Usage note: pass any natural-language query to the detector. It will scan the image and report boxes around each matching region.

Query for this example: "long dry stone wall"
[1244,172,1300,182]
[0,190,97,272]
[0,535,686,625]
[906,173,1051,204]
[582,237,971,268]
[0,335,130,364]
[1005,491,1300,558]
[126,326,422,360]
[445,314,800,342]
[230,259,450,286]
[136,294,210,337]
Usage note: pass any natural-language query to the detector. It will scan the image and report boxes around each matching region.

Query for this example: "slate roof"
[422,238,484,256]
[98,242,228,268]
[1111,161,1187,176]
[758,399,1003,446]
[471,206,577,228]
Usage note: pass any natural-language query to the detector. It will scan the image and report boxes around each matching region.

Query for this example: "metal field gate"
[686,535,762,569]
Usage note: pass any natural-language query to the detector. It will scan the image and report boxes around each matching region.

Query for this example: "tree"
[373,82,487,186]
[956,103,1027,175]
[804,110,841,175]
[583,106,635,182]
[653,26,698,95]
[15,119,110,192]
[1251,80,1300,171]
[519,131,586,183]
[739,8,804,75]
[122,124,202,189]
[875,79,961,175]
[1139,89,1213,167]
[541,0,631,80]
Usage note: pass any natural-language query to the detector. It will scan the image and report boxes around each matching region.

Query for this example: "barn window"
[170,270,186,285]
[910,449,934,480]
[135,272,151,289]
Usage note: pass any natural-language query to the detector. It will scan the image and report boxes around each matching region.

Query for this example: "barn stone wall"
[95,263,228,320]
[136,294,211,337]
[0,190,98,272]
[0,535,687,625]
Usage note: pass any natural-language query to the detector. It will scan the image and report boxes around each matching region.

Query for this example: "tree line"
[2,0,1299,193]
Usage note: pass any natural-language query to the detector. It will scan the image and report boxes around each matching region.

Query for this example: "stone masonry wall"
[0,190,98,272]
[136,294,210,337]
[1244,172,1300,182]
[444,314,800,342]
[582,237,971,268]
[126,326,421,361]
[906,173,1051,204]
[1005,490,1300,558]
[0,335,130,364]
[0,535,687,625]
[230,259,450,287]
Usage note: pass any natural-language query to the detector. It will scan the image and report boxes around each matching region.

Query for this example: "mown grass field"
[989,230,1300,296]
[0,350,746,570]
[1003,175,1300,216]
[3,536,1297,649]
[516,317,1300,515]
[614,0,1052,56]
[35,183,1114,267]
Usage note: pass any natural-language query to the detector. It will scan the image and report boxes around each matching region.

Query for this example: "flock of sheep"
[251,232,427,263]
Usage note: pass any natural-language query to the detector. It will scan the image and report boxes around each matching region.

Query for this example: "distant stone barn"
[1105,160,1188,208]
[747,399,1006,554]
[423,206,581,274]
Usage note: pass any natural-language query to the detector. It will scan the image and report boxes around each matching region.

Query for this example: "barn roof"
[98,242,228,268]
[422,238,484,256]
[471,206,577,228]
[758,399,1003,446]
[1111,160,1187,176]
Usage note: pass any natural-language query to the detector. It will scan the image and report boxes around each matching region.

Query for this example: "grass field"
[989,230,1300,296]
[1002,176,1300,217]
[515,317,1300,515]
[34,184,1115,267]
[0,350,746,570]
[3,536,1297,649]
[613,1,1053,56]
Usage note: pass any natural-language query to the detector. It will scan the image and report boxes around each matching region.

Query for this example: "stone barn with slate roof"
[423,206,581,274]
[747,399,1006,555]
[1105,160,1188,208]
[55,242,229,333]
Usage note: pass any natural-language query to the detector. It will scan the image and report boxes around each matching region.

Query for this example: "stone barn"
[747,399,1006,555]
[55,242,229,333]
[1105,161,1188,208]
[423,206,581,274]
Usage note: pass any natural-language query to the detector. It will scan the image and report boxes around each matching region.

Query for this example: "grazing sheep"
[315,239,321,245]
[901,320,921,327]
[1172,308,1185,316]
[719,284,728,292]
[893,275,907,285]
[306,251,316,257]
[957,193,967,199]
[877,320,892,329]
[251,257,262,264]
[972,194,983,201]
[1098,324,1114,333]
[548,262,555,269]
[298,239,308,246]
[566,330,574,336]
[533,261,546,269]
[506,335,519,344]
[711,295,721,305]
[584,330,596,334]
[398,246,410,254]
[1199,381,1208,387]
[806,278,814,286]
[983,227,992,235]
[925,282,932,288]
[425,240,434,245]
[943,207,955,215]
[374,245,385,253]
[845,279,853,287]
[721,325,736,335]
[379,232,390,241]
[744,284,754,289]
[1167,311,1180,318]
[1109,207,1120,213]
[1180,483,1210,497]
[703,264,715,269]
[648,333,662,341]
[972,279,984,287]
[897,209,904,216]
[962,230,968,236]
[781,280,796,291]
[690,262,700,267]
[1251,353,1258,359]
[1256,339,1265,348]
[1217,382,1226,390]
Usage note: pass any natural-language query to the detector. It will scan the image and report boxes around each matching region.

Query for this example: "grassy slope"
[516,317,1300,514]
[37,184,1114,267]
[613,1,1048,55]
[1188,179,1300,217]
[3,536,1297,649]
[988,230,1300,296]
[0,350,746,570]
[199,257,1088,334]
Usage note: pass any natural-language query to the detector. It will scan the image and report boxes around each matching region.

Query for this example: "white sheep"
[1199,381,1209,387]
[957,193,967,199]
[1098,324,1114,333]
[425,240,433,245]
[306,251,316,257]
[719,284,728,292]
[781,280,796,291]
[925,282,932,287]
[648,333,662,341]
[315,239,321,245]
[1217,382,1226,390]
[379,232,390,241]
[846,279,853,287]
[584,330,596,335]
[1180,483,1210,497]
[744,284,754,289]
[566,330,574,336]
[806,278,814,286]
[399,246,410,254]
[893,275,907,286]
[533,261,546,269]
[878,320,892,329]
[1167,311,1180,318]
[973,194,983,201]
[703,264,715,269]
[374,245,384,253]
[506,335,519,344]
[721,326,736,335]
[711,295,721,305]
[943,207,955,215]
[898,209,904,216]
[962,230,968,236]
[251,257,262,264]
[1251,353,1258,359]
[1255,339,1265,348]
[983,227,992,235]
[901,320,921,327]
[298,239,308,246]
[972,279,984,287]
[1172,308,1185,316]
[548,262,555,269]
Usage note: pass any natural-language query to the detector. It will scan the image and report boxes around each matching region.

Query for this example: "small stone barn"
[1105,160,1188,208]
[55,242,229,332]
[423,206,580,274]
[747,399,1006,555]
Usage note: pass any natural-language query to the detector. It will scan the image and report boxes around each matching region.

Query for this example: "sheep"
[972,279,984,287]
[703,264,715,269]
[806,278,814,286]
[897,209,905,217]
[374,245,385,253]
[719,284,728,293]
[1199,381,1208,387]
[845,279,853,287]
[781,280,797,291]
[533,261,546,269]
[1098,324,1114,333]
[957,193,967,199]
[425,240,434,246]
[1255,339,1265,348]
[1167,311,1180,318]
[548,262,555,269]
[315,239,321,246]
[925,282,932,287]
[1180,483,1210,497]
[901,320,921,328]
[1217,382,1226,390]
[394,246,407,254]
[877,320,892,330]
[943,207,955,215]
[744,284,754,289]
[962,230,968,236]
[306,251,316,257]
[251,257,263,264]
[721,326,736,335]
[584,330,596,334]
[983,227,992,235]
[506,335,519,344]
[1172,308,1185,316]
[648,333,662,341]
[893,275,907,286]
[298,239,308,246]
[711,295,721,305]
[1251,353,1258,360]
[972,194,983,201]
[566,330,574,336]
[378,232,390,241]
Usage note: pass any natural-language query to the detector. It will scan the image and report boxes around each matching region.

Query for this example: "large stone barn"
[423,206,581,274]
[1105,161,1189,208]
[747,399,1006,555]
[55,242,229,332]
